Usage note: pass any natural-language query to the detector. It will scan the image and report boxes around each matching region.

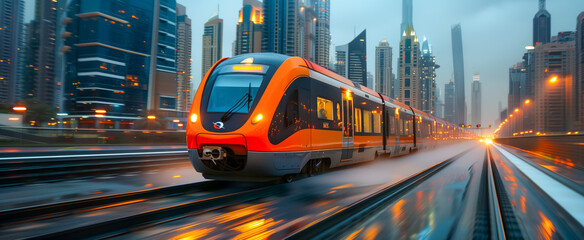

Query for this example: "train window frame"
[354,108,362,133]
[317,97,333,121]
[285,90,299,128]
[363,110,372,133]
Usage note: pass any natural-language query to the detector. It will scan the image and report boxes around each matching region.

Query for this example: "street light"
[13,106,27,126]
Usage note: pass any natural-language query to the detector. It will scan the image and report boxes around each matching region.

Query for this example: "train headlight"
[251,113,263,124]
[190,113,198,123]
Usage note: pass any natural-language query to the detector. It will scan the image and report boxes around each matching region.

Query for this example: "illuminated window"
[363,110,372,133]
[354,108,362,133]
[373,112,381,133]
[317,97,333,120]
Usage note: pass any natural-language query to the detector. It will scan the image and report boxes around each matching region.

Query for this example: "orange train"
[187,53,472,181]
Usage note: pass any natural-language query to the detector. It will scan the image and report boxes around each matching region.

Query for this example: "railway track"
[284,145,584,239]
[0,180,276,239]
[0,150,189,187]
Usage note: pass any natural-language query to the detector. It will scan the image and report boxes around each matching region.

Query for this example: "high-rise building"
[400,0,413,42]
[375,38,392,97]
[303,6,316,61]
[444,80,455,123]
[61,0,163,128]
[176,3,192,115]
[0,0,24,105]
[21,0,57,106]
[471,73,481,125]
[151,0,179,118]
[262,0,304,57]
[435,87,444,118]
[451,24,466,124]
[508,61,528,114]
[420,37,438,114]
[576,12,584,130]
[309,0,330,68]
[533,0,551,46]
[202,12,223,78]
[533,32,577,133]
[399,26,420,108]
[335,29,367,86]
[235,0,263,56]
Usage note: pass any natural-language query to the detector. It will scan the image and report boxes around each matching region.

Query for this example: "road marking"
[0,150,187,161]
[493,144,584,226]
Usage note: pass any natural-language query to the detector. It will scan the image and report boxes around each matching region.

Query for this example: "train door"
[341,89,354,161]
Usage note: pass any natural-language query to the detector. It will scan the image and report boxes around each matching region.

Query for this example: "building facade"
[235,0,263,56]
[335,29,367,86]
[533,33,577,133]
[176,3,191,115]
[444,80,455,123]
[471,73,481,125]
[399,26,420,108]
[262,0,304,57]
[577,12,584,130]
[61,0,162,128]
[202,12,222,78]
[21,0,57,106]
[451,24,466,124]
[420,37,437,114]
[375,38,392,97]
[309,0,330,68]
[0,0,24,106]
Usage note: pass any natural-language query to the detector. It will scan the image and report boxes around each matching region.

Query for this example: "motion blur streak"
[331,184,355,190]
[232,218,281,240]
[212,203,268,224]
[538,211,557,240]
[344,227,364,240]
[170,227,215,240]
[364,223,381,240]
[87,199,146,211]
[391,199,406,223]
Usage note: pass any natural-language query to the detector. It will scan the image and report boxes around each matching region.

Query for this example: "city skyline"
[177,0,583,127]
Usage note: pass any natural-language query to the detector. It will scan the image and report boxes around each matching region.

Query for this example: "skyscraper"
[471,73,481,125]
[61,0,162,128]
[533,0,551,46]
[451,24,466,124]
[533,32,577,133]
[176,3,192,115]
[151,0,179,118]
[375,38,392,97]
[335,29,367,86]
[508,61,528,114]
[444,80,455,123]
[577,12,584,130]
[399,26,420,108]
[310,0,330,68]
[0,0,24,105]
[400,0,413,41]
[303,6,316,61]
[22,0,57,106]
[202,12,223,78]
[235,0,263,56]
[420,37,438,114]
[262,0,304,57]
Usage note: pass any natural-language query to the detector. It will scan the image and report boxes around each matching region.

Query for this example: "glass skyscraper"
[62,0,157,128]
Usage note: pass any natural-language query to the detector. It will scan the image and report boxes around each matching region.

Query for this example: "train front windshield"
[207,74,263,113]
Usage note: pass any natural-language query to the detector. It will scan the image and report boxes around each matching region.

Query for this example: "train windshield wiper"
[220,83,253,122]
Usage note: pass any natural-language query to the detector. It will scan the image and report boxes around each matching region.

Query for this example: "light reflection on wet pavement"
[115,142,479,239]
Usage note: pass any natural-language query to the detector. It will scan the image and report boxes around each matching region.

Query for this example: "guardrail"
[494,134,584,169]
[0,126,186,144]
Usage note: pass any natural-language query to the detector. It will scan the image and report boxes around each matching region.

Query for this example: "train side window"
[285,90,299,127]
[373,111,381,133]
[317,97,333,120]
[336,103,341,121]
[355,108,362,133]
[363,110,372,133]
